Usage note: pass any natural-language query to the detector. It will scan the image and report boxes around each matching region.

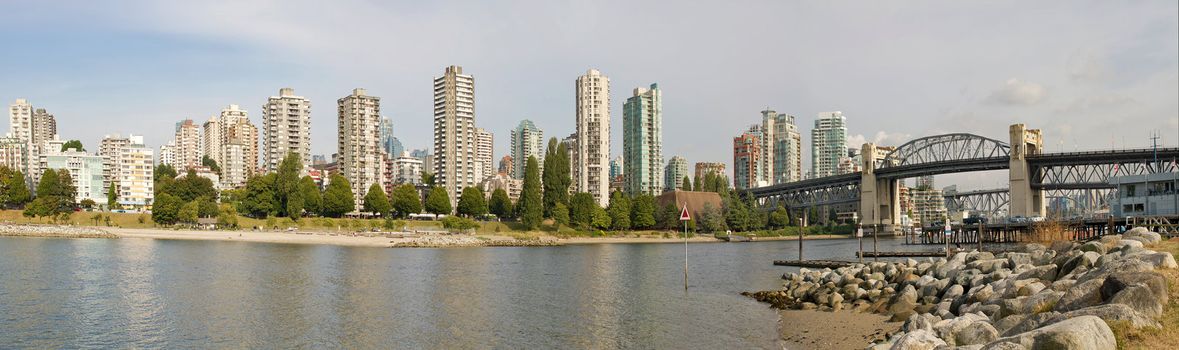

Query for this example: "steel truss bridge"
[749,128,1179,221]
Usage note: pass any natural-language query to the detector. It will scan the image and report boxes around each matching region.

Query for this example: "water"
[0,235,933,348]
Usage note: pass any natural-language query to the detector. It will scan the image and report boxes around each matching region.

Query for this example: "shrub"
[441,216,480,231]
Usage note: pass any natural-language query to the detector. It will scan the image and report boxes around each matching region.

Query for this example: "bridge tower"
[860,143,900,232]
[1009,124,1045,218]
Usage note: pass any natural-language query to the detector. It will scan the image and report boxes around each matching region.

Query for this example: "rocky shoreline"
[0,223,117,239]
[746,227,1175,349]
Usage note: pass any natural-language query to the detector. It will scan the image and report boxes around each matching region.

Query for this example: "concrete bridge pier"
[1009,124,1045,218]
[860,143,900,234]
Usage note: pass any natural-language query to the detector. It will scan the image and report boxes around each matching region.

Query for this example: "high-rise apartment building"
[733,128,761,190]
[338,88,386,211]
[510,119,544,180]
[8,99,33,144]
[99,134,132,189]
[622,83,663,196]
[475,127,493,182]
[221,105,259,176]
[44,147,106,206]
[379,117,396,157]
[173,119,202,167]
[811,111,848,178]
[262,88,311,172]
[609,156,623,179]
[432,65,478,207]
[101,134,153,209]
[694,162,726,182]
[31,108,56,146]
[663,155,688,192]
[159,141,176,166]
[761,109,802,185]
[202,117,221,165]
[575,69,611,206]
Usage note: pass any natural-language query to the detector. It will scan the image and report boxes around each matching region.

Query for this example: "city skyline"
[1,1,1176,192]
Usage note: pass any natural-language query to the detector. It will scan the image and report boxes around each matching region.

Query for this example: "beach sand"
[778,310,900,349]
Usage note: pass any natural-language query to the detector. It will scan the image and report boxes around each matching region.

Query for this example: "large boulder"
[903,313,941,332]
[1059,251,1100,277]
[1048,303,1160,329]
[1021,290,1063,315]
[1124,227,1162,245]
[1077,257,1153,284]
[1014,264,1057,282]
[889,329,946,350]
[1109,285,1164,317]
[1001,311,1061,337]
[968,259,1008,274]
[954,321,999,346]
[984,315,1116,350]
[890,285,920,321]
[1131,252,1178,270]
[1054,278,1105,312]
[1005,252,1032,267]
[1101,271,1169,304]
[1078,241,1106,255]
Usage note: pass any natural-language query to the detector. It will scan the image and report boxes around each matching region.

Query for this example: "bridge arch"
[879,133,1010,169]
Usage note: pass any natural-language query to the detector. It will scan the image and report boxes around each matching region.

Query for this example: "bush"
[441,216,480,231]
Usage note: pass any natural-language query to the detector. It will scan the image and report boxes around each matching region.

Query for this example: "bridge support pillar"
[860,143,900,234]
[1009,124,1045,218]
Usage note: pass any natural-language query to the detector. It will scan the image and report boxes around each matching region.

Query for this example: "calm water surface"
[0,235,931,348]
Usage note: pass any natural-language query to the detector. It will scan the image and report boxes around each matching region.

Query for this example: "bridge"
[749,124,1179,233]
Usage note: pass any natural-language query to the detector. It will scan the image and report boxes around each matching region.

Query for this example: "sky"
[1,0,1176,190]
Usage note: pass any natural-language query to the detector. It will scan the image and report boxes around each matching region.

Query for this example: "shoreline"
[778,309,899,349]
[2,224,853,248]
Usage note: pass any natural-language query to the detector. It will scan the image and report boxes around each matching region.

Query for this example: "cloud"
[1066,49,1108,82]
[985,78,1047,105]
[847,131,913,148]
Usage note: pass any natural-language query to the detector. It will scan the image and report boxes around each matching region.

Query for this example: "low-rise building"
[481,173,522,203]
[116,135,154,209]
[1111,173,1178,217]
[43,147,107,206]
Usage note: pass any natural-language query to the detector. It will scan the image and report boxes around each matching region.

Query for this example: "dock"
[718,234,751,242]
[856,251,946,258]
[772,260,855,269]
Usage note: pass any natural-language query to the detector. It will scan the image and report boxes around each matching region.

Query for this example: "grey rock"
[1109,284,1164,317]
[986,315,1116,350]
[992,314,1026,335]
[903,312,941,332]
[1079,241,1106,254]
[889,329,946,350]
[943,284,965,301]
[1124,228,1162,245]
[1131,252,1178,270]
[1023,243,1047,253]
[1101,271,1169,304]
[1116,239,1144,250]
[954,321,999,346]
[1054,278,1105,312]
[1014,264,1057,282]
[1050,279,1075,292]
[1000,311,1060,336]
[1048,304,1160,330]
[1021,290,1063,315]
[1016,281,1046,297]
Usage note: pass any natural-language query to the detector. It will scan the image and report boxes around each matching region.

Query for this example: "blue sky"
[2,1,1176,189]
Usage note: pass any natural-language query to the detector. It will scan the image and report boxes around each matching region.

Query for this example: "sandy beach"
[778,310,900,349]
[100,226,851,248]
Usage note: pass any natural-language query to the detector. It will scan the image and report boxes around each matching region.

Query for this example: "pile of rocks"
[0,223,116,238]
[391,235,561,248]
[746,227,1174,349]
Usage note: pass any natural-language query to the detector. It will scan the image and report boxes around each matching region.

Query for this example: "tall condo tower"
[262,88,311,172]
[338,88,385,212]
[575,69,611,206]
[432,65,477,208]
[622,83,663,196]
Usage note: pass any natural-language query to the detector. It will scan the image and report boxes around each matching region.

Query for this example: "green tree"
[424,186,452,216]
[197,196,220,218]
[202,155,221,174]
[769,207,790,229]
[321,174,355,218]
[725,196,750,232]
[61,140,85,152]
[275,153,303,218]
[552,202,569,228]
[0,167,31,208]
[607,191,631,230]
[178,200,200,224]
[698,202,726,233]
[591,206,611,230]
[518,156,544,230]
[657,202,680,229]
[681,176,692,192]
[152,193,182,225]
[488,188,513,219]
[239,173,277,218]
[363,183,391,216]
[217,204,239,228]
[80,198,96,209]
[421,172,436,187]
[158,169,217,202]
[300,176,322,216]
[107,181,120,210]
[391,184,423,218]
[542,138,571,217]
[154,164,178,182]
[568,192,597,229]
[36,169,60,198]
[630,194,657,229]
[456,186,487,218]
[693,175,702,191]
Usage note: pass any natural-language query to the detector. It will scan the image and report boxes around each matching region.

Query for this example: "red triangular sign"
[679,206,691,221]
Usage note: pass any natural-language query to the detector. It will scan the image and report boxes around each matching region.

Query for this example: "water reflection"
[0,236,941,348]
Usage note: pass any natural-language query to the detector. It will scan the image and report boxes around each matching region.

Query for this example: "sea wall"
[746,227,1175,349]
